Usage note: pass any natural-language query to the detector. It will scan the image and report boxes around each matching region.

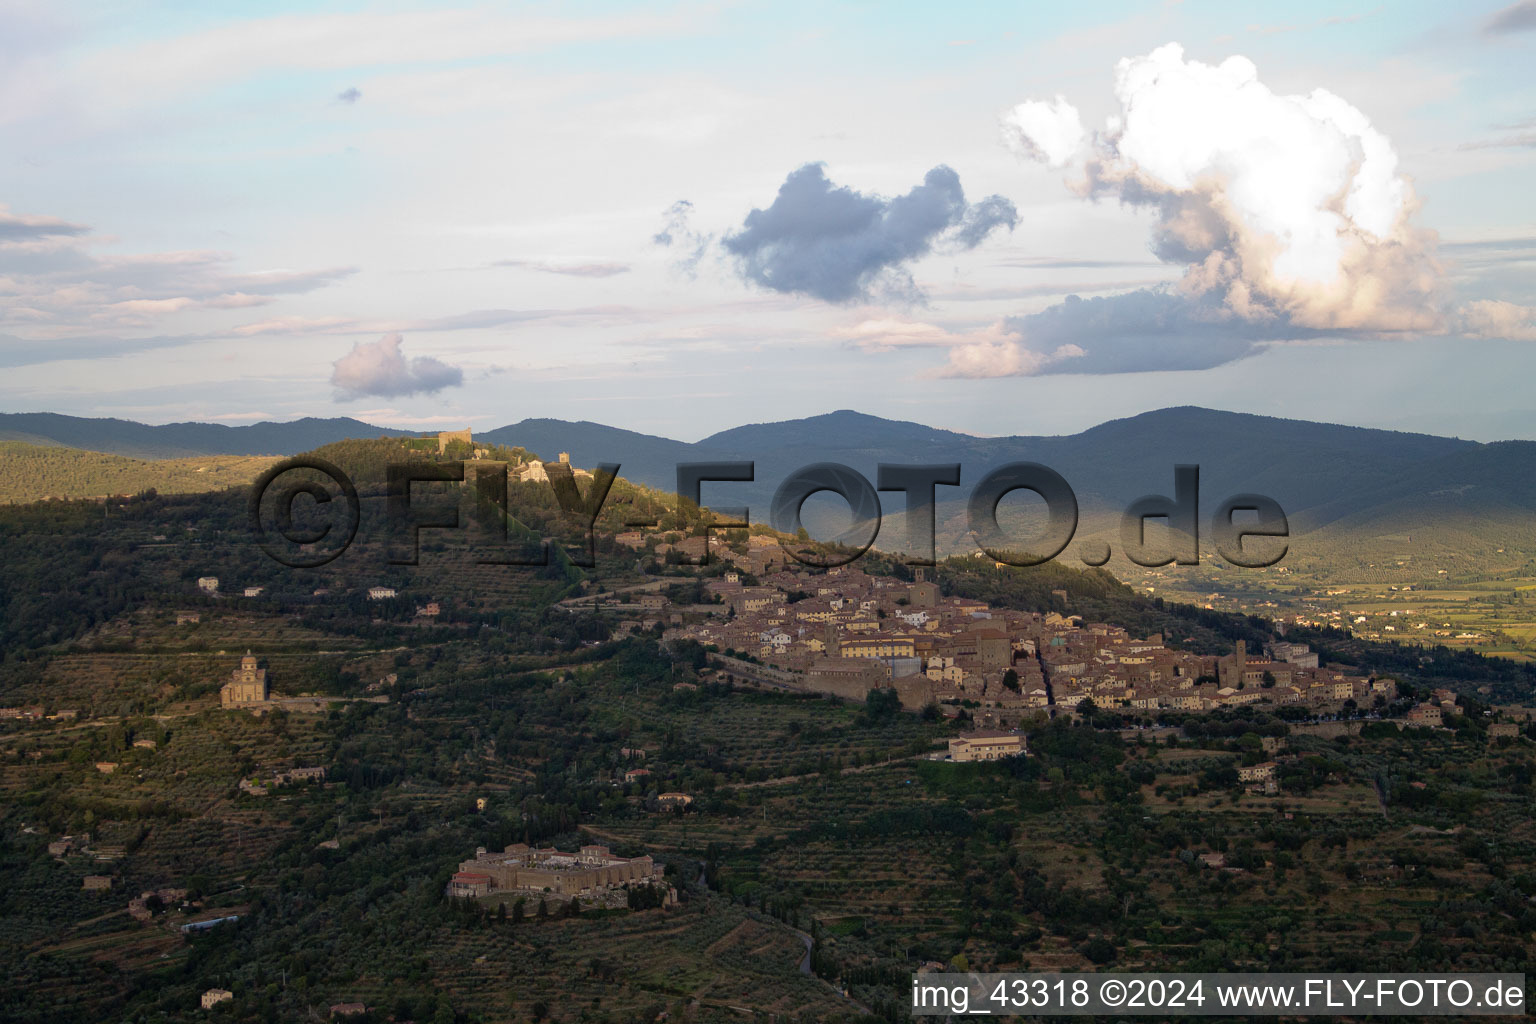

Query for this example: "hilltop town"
[661,564,1407,723]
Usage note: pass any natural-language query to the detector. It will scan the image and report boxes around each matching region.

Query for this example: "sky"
[0,0,1533,442]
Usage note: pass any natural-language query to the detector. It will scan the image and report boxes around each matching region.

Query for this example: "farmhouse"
[1238,762,1278,783]
[948,730,1027,762]
[201,989,233,1010]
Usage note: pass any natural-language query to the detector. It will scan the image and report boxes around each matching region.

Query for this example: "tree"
[1081,938,1117,964]
[863,687,901,720]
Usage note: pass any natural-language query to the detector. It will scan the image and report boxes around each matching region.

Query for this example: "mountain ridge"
[1,407,1527,539]
[0,412,415,460]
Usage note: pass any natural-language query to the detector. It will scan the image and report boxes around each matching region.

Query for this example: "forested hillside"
[0,443,278,504]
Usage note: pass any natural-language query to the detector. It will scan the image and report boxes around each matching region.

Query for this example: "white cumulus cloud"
[330,332,464,399]
[1000,95,1085,168]
[1459,299,1536,342]
[979,42,1469,378]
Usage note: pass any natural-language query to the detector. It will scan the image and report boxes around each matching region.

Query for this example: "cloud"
[830,315,1082,377]
[1000,96,1085,168]
[229,304,644,338]
[981,42,1449,376]
[329,333,464,399]
[1485,0,1536,34]
[953,194,1020,248]
[834,317,1010,353]
[977,289,1337,376]
[1459,124,1536,150]
[719,163,1018,303]
[0,200,357,333]
[653,199,709,275]
[943,339,1084,378]
[494,259,630,277]
[217,266,358,295]
[336,86,361,103]
[0,204,88,240]
[1458,299,1536,341]
[848,290,1320,378]
[0,331,204,368]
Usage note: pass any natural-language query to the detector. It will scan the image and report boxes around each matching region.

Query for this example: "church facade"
[221,652,269,707]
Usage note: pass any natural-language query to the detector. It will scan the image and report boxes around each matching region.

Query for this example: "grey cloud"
[330,333,463,399]
[337,86,361,103]
[408,307,624,331]
[1441,236,1536,254]
[0,304,646,370]
[996,256,1164,270]
[218,266,358,295]
[720,163,1017,303]
[1437,238,1536,302]
[1000,289,1326,376]
[0,219,356,330]
[0,243,95,275]
[953,194,1020,248]
[0,331,203,368]
[1486,0,1536,33]
[927,276,1176,303]
[652,200,692,246]
[1458,131,1536,150]
[228,304,647,338]
[0,207,88,240]
[494,259,630,277]
[653,199,708,275]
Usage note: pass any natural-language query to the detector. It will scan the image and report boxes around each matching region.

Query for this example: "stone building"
[220,651,268,708]
[1238,761,1278,783]
[806,658,888,701]
[451,843,659,898]
[201,989,233,1010]
[948,729,1027,762]
[1407,702,1444,727]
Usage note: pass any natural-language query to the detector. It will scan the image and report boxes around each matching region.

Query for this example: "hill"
[5,405,1533,569]
[481,406,1484,521]
[0,412,415,459]
[0,442,280,504]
